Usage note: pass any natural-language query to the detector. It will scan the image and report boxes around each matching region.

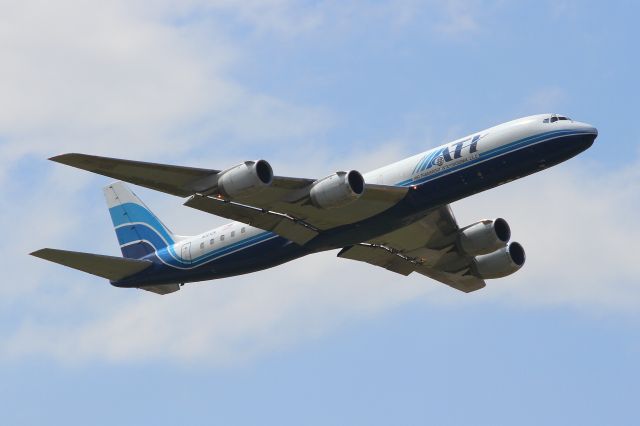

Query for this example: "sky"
[1,0,640,424]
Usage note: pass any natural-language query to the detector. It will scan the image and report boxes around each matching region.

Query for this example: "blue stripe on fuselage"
[399,129,588,187]
[152,231,278,270]
[117,128,594,286]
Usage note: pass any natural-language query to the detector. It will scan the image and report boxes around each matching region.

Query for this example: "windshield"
[544,114,571,123]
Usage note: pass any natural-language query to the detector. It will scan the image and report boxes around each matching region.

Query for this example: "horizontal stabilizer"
[31,248,153,281]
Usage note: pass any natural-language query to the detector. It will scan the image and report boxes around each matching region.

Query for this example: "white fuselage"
[172,114,597,264]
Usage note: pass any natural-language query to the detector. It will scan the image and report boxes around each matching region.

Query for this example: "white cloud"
[452,157,640,312]
[0,0,332,186]
[523,87,568,113]
[432,0,481,36]
[5,248,430,365]
[166,0,489,40]
[6,145,640,365]
[2,0,637,366]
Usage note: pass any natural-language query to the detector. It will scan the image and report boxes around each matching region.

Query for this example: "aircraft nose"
[573,121,598,151]
[584,123,598,137]
[578,121,598,137]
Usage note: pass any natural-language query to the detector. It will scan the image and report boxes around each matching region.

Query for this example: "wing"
[337,205,486,293]
[52,154,408,244]
[50,153,220,197]
[183,182,407,244]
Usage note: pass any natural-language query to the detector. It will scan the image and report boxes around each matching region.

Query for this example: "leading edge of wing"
[50,153,219,197]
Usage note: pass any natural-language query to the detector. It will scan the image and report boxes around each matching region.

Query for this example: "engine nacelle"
[310,170,365,209]
[474,242,526,279]
[458,218,511,256]
[217,160,273,198]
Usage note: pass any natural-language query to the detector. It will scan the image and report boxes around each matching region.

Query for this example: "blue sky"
[1,1,639,425]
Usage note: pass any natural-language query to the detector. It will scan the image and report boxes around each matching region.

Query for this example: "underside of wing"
[338,243,485,292]
[51,153,409,246]
[50,153,219,197]
[265,183,408,230]
[184,194,319,246]
[337,205,524,293]
[185,183,408,235]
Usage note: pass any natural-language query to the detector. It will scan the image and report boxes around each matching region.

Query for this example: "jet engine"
[458,218,511,256]
[310,170,365,209]
[474,242,526,279]
[217,160,273,198]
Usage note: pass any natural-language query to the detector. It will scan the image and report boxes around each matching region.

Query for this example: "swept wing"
[338,205,487,292]
[51,153,408,245]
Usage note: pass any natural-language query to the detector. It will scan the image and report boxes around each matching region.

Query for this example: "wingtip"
[49,153,80,163]
[30,248,50,258]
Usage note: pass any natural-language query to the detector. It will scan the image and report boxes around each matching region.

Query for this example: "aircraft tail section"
[31,248,152,281]
[104,182,179,259]
[30,248,179,294]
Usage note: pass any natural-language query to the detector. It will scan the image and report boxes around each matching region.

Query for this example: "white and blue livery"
[32,114,598,294]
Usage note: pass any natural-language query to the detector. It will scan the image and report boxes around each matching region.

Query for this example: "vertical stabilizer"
[104,182,178,259]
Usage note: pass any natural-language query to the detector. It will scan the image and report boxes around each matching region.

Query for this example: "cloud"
[5,250,429,365]
[0,0,332,185]
[452,157,640,312]
[432,0,482,36]
[2,0,637,366]
[6,143,640,365]
[168,0,489,40]
[523,87,568,113]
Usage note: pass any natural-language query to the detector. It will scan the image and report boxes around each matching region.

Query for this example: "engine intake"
[310,170,365,209]
[218,160,273,198]
[458,218,511,256]
[474,242,526,279]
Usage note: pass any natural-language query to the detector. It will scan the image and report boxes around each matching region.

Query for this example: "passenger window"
[210,239,214,245]
[241,227,246,234]
[231,231,235,238]
[200,242,204,249]
[220,235,225,241]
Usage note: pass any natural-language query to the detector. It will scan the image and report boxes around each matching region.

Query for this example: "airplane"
[31,113,598,295]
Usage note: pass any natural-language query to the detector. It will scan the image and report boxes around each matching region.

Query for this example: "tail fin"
[104,182,178,259]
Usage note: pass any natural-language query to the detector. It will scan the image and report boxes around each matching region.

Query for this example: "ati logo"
[414,134,482,174]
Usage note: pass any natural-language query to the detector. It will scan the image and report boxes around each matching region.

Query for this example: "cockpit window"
[545,114,571,123]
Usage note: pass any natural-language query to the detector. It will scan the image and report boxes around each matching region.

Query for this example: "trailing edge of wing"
[30,248,153,281]
[415,266,485,293]
[50,153,218,197]
[337,244,415,276]
[184,194,318,245]
[338,244,485,293]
